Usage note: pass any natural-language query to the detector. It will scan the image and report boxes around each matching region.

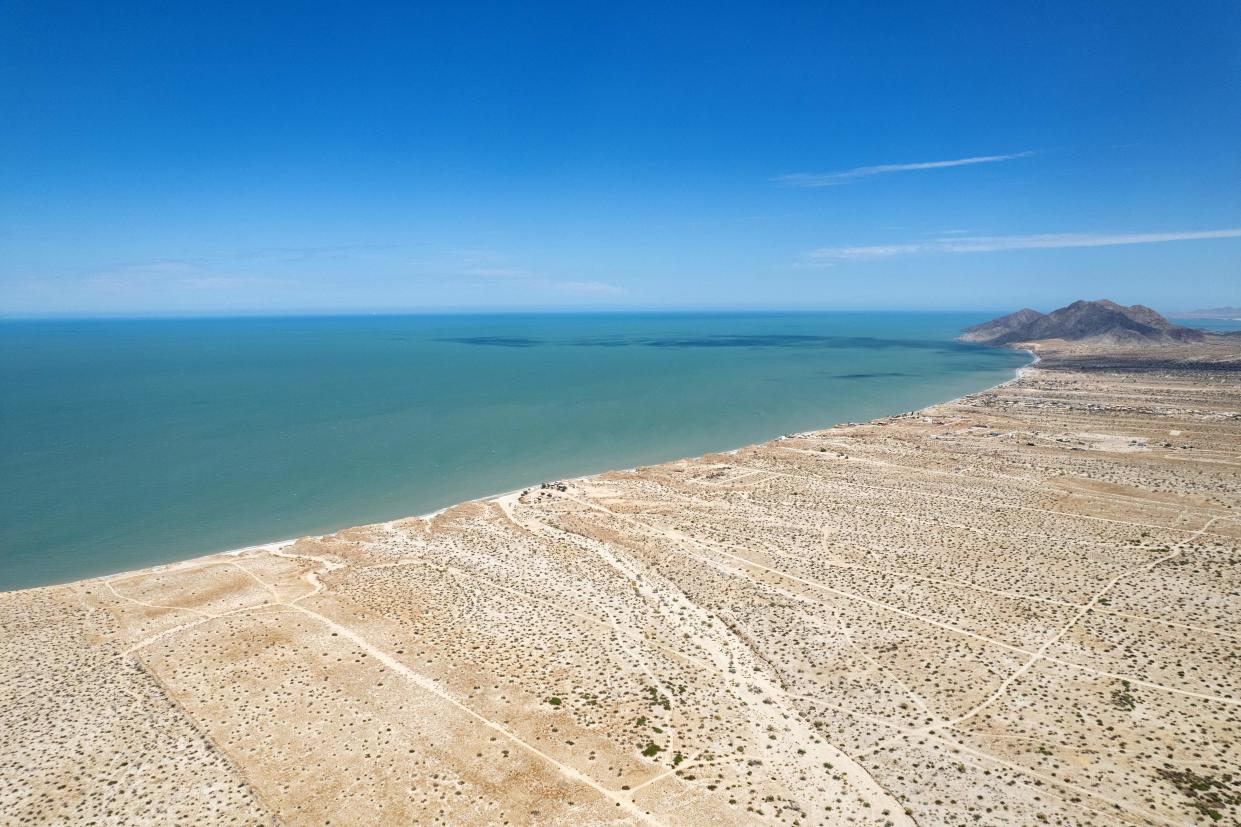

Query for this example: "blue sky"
[1,1,1238,315]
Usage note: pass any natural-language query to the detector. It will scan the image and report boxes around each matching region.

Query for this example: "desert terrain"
[3,336,1239,826]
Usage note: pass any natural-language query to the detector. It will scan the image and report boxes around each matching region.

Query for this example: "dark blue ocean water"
[0,312,1028,589]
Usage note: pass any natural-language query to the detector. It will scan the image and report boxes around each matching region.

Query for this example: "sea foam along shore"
[61,345,1038,592]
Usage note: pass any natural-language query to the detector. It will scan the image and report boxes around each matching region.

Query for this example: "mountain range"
[961,299,1206,346]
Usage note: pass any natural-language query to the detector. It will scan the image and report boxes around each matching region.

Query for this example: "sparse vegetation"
[1110,680,1136,711]
[1157,768,1239,821]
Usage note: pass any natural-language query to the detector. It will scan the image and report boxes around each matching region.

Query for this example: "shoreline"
[6,335,1237,825]
[26,346,1039,594]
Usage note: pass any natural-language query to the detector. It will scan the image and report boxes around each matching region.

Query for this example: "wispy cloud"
[553,280,626,295]
[209,244,398,263]
[79,258,303,296]
[808,244,930,260]
[458,267,533,280]
[82,260,200,293]
[448,254,626,297]
[937,229,1241,252]
[102,260,199,277]
[179,276,296,290]
[806,228,1241,260]
[778,151,1036,187]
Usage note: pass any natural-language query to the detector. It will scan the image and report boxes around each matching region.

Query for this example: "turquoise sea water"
[0,312,1028,590]
[1178,317,1241,332]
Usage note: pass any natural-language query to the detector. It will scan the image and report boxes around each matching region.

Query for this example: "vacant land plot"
[3,340,1239,826]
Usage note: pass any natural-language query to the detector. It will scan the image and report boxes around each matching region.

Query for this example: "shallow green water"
[0,312,1027,589]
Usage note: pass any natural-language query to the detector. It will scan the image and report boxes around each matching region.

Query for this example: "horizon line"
[0,304,1224,322]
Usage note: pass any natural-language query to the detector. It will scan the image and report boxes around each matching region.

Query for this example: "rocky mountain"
[957,308,1044,344]
[961,299,1206,346]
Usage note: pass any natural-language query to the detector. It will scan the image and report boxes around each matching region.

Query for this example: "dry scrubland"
[3,339,1240,826]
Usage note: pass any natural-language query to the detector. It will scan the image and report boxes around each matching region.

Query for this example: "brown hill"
[962,299,1205,346]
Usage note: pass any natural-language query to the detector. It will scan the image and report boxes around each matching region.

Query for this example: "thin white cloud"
[778,151,1036,187]
[808,243,930,259]
[83,259,305,292]
[459,267,532,279]
[82,260,201,293]
[807,228,1241,260]
[553,280,626,295]
[445,256,627,297]
[103,260,199,276]
[180,276,296,290]
[939,229,1241,252]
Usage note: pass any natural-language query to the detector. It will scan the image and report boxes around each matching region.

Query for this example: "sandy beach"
[2,336,1238,825]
